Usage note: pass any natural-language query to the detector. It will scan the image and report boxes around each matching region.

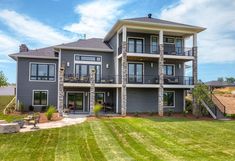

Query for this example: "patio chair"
[29,114,40,129]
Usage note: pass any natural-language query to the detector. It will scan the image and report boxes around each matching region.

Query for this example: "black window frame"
[33,90,48,106]
[128,63,143,83]
[164,65,175,76]
[75,55,101,62]
[75,64,101,82]
[128,38,144,53]
[30,63,55,81]
[163,91,175,107]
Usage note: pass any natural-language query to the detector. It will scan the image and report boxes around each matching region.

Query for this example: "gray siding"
[163,89,184,113]
[17,58,58,111]
[127,88,158,113]
[61,50,115,76]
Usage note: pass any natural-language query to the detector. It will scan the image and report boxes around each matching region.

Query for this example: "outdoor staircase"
[199,82,227,120]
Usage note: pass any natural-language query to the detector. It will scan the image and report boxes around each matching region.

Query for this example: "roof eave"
[8,54,58,60]
[55,46,113,52]
[104,20,206,41]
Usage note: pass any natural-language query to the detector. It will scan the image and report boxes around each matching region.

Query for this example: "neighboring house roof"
[104,16,206,41]
[9,38,113,60]
[205,81,235,87]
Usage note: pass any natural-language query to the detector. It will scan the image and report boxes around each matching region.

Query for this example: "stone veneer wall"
[58,67,64,115]
[121,41,127,116]
[89,70,96,115]
[158,44,164,116]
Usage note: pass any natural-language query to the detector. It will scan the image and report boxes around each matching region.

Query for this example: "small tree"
[217,77,224,82]
[192,83,209,117]
[0,71,8,87]
[226,77,235,84]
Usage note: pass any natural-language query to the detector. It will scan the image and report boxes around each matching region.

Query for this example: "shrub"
[230,114,235,119]
[149,112,155,116]
[93,104,102,117]
[167,109,174,116]
[45,105,56,120]
[29,105,34,112]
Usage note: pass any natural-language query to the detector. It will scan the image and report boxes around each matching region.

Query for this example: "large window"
[128,63,143,83]
[33,90,48,106]
[30,63,55,81]
[164,91,175,107]
[75,55,101,62]
[128,38,144,53]
[164,65,175,76]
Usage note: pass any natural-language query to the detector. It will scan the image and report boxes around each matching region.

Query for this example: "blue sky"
[0,0,234,83]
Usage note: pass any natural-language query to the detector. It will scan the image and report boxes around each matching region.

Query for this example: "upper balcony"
[118,43,193,57]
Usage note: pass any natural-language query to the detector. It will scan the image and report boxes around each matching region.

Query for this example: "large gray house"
[9,15,205,116]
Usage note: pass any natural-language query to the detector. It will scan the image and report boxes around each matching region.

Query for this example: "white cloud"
[160,0,235,64]
[0,9,75,46]
[64,0,126,38]
[0,32,19,55]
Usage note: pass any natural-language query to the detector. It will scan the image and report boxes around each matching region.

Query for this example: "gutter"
[55,46,113,52]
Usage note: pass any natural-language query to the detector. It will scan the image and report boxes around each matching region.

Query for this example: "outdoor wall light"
[66,62,70,67]
[85,92,88,96]
[179,64,181,69]
[106,64,109,69]
[107,92,110,97]
[150,62,154,68]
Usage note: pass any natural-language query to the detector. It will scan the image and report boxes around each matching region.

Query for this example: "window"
[33,90,48,106]
[164,65,175,76]
[164,91,175,107]
[75,55,101,62]
[75,64,101,82]
[95,93,105,104]
[151,36,158,53]
[164,37,175,44]
[30,63,55,81]
[128,63,143,83]
[128,38,144,53]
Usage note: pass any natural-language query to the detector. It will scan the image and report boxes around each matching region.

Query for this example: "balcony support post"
[58,67,64,116]
[121,26,127,116]
[158,30,164,116]
[192,33,199,116]
[89,70,96,115]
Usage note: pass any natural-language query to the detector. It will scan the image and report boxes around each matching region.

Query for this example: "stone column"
[58,67,64,116]
[121,41,127,116]
[192,33,199,116]
[90,69,96,115]
[158,30,164,116]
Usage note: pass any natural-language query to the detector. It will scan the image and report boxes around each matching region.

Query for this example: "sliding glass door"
[67,93,84,111]
[75,64,101,82]
[128,38,144,53]
[128,63,143,83]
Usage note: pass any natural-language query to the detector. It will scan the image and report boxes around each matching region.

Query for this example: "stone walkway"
[20,114,87,132]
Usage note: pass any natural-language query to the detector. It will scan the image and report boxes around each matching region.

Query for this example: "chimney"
[148,13,152,18]
[19,44,29,52]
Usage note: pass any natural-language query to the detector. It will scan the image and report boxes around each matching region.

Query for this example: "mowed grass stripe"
[108,118,184,161]
[103,119,165,161]
[124,118,204,160]
[90,120,133,161]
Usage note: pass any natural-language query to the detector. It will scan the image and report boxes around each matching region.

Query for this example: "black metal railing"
[118,43,160,55]
[164,76,194,85]
[127,75,159,84]
[118,43,193,56]
[64,74,121,84]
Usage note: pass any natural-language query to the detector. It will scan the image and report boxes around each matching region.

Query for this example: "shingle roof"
[205,81,235,87]
[56,38,112,51]
[9,38,113,60]
[123,17,202,28]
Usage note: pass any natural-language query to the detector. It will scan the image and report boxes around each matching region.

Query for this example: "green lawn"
[0,117,235,161]
[0,95,24,122]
